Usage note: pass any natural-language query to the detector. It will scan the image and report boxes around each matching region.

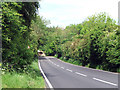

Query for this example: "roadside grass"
[117,68,120,73]
[0,70,1,89]
[2,60,45,88]
[0,63,2,89]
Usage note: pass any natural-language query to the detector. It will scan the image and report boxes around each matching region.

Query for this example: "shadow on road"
[38,56,48,60]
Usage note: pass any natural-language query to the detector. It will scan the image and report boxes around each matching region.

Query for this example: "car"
[38,50,45,57]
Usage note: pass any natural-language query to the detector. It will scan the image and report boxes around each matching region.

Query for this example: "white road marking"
[50,61,54,64]
[61,67,64,69]
[66,69,73,72]
[46,57,118,87]
[55,57,118,75]
[75,72,87,77]
[54,63,57,65]
[49,60,54,65]
[93,77,117,86]
[38,61,54,89]
[56,65,60,67]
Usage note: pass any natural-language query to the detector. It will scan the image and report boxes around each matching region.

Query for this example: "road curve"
[38,56,119,89]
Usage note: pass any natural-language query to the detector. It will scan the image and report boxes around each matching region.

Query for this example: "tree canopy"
[31,13,120,72]
[2,2,39,71]
[2,2,120,73]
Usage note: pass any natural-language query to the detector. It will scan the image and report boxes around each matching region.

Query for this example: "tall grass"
[2,60,45,88]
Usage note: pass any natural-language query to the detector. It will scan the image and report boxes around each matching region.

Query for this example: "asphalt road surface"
[38,56,119,89]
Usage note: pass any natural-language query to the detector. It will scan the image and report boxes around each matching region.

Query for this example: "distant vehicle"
[38,50,45,57]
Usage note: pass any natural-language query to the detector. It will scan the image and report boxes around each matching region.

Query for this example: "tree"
[2,2,39,71]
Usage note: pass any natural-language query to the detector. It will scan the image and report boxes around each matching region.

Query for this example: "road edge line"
[38,60,54,89]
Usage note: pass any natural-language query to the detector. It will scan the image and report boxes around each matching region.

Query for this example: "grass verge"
[2,60,45,88]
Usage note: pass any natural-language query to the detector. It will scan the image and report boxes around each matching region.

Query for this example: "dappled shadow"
[38,56,48,61]
[49,58,57,60]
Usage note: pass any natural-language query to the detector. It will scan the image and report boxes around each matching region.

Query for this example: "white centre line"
[56,65,60,67]
[60,67,64,69]
[93,77,117,86]
[66,69,73,72]
[51,62,53,64]
[49,60,54,64]
[75,72,87,77]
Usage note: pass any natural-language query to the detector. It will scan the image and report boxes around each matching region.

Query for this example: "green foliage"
[30,16,50,56]
[32,12,120,72]
[2,2,39,71]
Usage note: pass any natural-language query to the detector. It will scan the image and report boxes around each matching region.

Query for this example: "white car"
[38,50,45,57]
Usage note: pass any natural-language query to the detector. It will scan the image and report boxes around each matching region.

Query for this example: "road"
[38,56,119,89]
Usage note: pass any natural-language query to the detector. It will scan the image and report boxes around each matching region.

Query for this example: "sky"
[38,0,120,28]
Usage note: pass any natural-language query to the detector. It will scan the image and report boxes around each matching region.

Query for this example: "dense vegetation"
[2,2,45,88]
[1,1,120,88]
[35,13,120,72]
[2,2,39,71]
